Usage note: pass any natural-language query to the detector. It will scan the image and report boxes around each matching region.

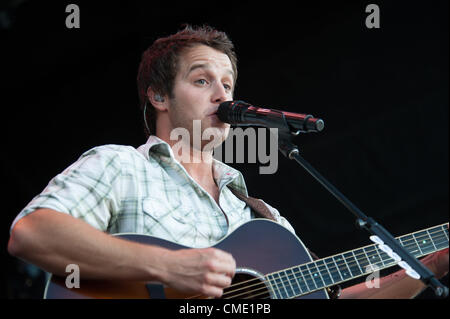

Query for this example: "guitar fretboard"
[265,223,448,299]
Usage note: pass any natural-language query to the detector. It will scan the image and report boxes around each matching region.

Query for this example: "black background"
[1,0,448,299]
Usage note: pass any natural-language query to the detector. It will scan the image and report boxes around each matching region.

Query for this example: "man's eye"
[195,79,208,85]
[223,84,232,91]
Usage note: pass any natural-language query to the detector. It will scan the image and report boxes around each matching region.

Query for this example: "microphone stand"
[276,127,448,298]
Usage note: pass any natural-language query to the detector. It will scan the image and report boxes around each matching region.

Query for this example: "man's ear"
[146,87,168,112]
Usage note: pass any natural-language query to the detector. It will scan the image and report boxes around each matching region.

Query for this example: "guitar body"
[44,219,328,299]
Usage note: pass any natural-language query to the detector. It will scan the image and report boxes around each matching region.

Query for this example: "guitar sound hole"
[220,272,271,299]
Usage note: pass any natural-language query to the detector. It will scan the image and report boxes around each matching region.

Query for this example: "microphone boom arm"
[277,125,448,298]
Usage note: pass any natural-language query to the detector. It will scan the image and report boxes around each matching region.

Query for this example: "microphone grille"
[217,100,251,124]
[217,101,235,123]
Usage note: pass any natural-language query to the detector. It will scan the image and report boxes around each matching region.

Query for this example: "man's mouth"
[208,109,219,116]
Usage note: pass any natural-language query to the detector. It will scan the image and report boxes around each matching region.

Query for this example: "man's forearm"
[8,208,169,282]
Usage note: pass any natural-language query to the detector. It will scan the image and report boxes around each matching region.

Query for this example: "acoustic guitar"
[44,219,448,299]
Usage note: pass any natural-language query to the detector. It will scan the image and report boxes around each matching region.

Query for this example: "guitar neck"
[265,223,449,299]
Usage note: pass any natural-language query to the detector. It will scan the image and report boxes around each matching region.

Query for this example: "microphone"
[217,100,324,133]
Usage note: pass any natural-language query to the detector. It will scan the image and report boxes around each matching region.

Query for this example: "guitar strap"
[229,188,277,221]
[229,187,342,299]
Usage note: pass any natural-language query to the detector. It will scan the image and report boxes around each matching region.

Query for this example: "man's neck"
[158,134,216,187]
[179,148,216,187]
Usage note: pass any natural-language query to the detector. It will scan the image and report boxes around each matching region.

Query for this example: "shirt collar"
[137,135,248,195]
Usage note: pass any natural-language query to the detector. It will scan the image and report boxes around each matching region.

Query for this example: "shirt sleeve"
[10,146,123,233]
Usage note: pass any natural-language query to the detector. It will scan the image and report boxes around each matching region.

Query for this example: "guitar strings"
[223,230,449,299]
[186,225,448,299]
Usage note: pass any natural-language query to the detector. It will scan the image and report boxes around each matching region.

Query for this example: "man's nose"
[211,82,230,104]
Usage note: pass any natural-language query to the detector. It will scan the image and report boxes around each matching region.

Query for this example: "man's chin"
[200,126,229,151]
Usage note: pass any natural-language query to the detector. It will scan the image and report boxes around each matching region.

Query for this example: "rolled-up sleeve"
[10,146,123,233]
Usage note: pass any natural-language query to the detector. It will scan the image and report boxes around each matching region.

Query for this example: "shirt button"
[196,187,204,196]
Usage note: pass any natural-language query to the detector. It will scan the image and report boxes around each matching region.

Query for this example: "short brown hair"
[137,25,238,137]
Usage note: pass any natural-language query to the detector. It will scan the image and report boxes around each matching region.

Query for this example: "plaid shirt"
[11,136,295,248]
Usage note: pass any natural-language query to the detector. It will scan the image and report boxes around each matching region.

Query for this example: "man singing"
[8,25,448,299]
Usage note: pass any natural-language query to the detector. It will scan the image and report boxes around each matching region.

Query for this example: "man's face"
[167,44,234,150]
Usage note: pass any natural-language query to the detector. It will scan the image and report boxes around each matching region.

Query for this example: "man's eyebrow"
[186,63,235,79]
[187,63,209,75]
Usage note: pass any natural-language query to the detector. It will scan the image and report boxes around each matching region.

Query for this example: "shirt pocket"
[142,197,192,220]
[142,196,196,242]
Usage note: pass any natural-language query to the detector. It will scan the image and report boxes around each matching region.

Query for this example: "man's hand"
[421,248,449,279]
[159,247,236,298]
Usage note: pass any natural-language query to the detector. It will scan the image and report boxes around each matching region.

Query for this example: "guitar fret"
[415,231,435,255]
[272,273,285,299]
[434,233,448,250]
[341,253,355,277]
[299,265,315,292]
[307,262,325,289]
[283,270,296,297]
[402,235,422,257]
[305,266,318,290]
[426,229,438,251]
[364,246,375,266]
[400,235,420,257]
[442,225,449,241]
[378,250,394,266]
[344,259,352,278]
[323,258,340,284]
[343,252,362,277]
[266,274,280,299]
[364,246,383,269]
[359,248,372,272]
[322,259,335,285]
[333,255,351,280]
[374,246,386,267]
[315,259,334,287]
[295,266,310,294]
[433,226,448,249]
[352,250,365,274]
[276,272,289,298]
[342,255,355,277]
[314,263,327,288]
[353,248,370,273]
[329,257,344,282]
[298,267,311,291]
[398,236,408,252]
[412,233,424,255]
[289,268,305,295]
